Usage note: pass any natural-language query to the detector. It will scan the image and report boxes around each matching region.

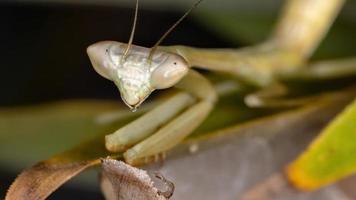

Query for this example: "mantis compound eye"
[87,41,114,80]
[150,54,189,89]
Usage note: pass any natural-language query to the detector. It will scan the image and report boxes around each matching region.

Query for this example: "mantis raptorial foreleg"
[105,92,195,152]
[106,70,216,165]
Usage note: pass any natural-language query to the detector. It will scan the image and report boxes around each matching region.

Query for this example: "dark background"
[0,2,230,199]
[0,2,229,107]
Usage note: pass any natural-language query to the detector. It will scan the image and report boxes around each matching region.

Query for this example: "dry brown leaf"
[337,175,356,199]
[4,134,111,200]
[100,158,171,200]
[5,159,99,200]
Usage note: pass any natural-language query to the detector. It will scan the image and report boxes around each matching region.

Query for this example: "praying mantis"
[87,0,355,165]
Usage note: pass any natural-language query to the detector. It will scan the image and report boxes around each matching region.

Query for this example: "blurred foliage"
[0,100,134,169]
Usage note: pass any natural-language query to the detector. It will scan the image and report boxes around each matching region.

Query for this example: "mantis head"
[87,41,188,110]
[87,0,202,111]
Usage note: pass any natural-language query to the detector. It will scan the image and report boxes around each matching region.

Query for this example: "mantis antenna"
[148,0,204,62]
[122,0,139,61]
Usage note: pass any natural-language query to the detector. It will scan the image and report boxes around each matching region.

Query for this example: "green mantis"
[87,0,355,166]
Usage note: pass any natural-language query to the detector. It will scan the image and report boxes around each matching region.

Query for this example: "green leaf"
[287,98,356,190]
